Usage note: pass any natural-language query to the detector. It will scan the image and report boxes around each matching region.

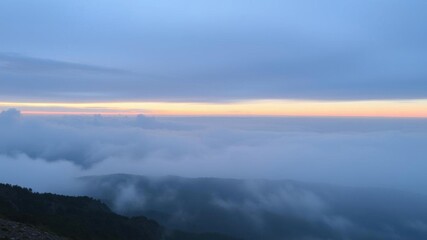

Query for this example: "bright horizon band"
[1,99,427,118]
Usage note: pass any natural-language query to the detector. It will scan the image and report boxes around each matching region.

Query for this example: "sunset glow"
[1,99,427,117]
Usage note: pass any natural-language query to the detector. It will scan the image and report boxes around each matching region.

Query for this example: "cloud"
[0,109,427,194]
[0,53,128,74]
[0,1,427,101]
[0,53,136,101]
[0,110,201,168]
[0,108,21,123]
[0,154,81,195]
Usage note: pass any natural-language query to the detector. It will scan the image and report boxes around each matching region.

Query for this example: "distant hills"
[0,183,239,240]
[80,174,427,240]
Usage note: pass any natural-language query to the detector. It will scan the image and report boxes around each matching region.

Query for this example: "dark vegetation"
[81,174,427,240]
[0,218,66,240]
[0,183,239,240]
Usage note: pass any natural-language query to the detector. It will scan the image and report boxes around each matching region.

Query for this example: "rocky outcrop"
[0,218,67,240]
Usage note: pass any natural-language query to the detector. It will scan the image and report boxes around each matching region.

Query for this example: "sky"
[1,0,427,117]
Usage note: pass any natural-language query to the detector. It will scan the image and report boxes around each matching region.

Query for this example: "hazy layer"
[0,109,426,195]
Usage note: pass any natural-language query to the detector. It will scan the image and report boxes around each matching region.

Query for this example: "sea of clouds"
[0,108,426,195]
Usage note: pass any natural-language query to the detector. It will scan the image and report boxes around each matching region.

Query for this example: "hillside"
[0,218,67,240]
[0,183,239,240]
[81,174,427,240]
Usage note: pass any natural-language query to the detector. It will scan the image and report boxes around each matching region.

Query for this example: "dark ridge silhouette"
[0,218,66,240]
[0,183,240,240]
[81,174,427,240]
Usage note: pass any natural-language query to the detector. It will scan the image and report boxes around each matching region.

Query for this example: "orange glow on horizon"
[1,99,427,118]
[21,111,144,116]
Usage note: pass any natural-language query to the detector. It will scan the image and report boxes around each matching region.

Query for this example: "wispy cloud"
[0,53,128,75]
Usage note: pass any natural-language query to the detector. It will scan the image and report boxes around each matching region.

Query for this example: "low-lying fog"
[1,108,426,195]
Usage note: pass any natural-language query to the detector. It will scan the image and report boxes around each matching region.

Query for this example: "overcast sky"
[1,0,427,102]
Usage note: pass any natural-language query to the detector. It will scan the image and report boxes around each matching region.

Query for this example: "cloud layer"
[1,108,426,239]
[0,109,427,195]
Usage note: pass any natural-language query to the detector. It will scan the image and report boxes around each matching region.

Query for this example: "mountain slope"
[0,218,67,240]
[0,183,240,240]
[80,174,427,240]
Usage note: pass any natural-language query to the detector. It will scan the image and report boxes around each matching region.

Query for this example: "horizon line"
[1,99,427,118]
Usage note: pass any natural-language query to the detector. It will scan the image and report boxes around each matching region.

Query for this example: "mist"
[0,108,426,195]
[79,174,427,240]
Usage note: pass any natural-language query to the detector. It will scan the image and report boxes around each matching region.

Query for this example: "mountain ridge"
[0,182,241,240]
[80,174,427,240]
